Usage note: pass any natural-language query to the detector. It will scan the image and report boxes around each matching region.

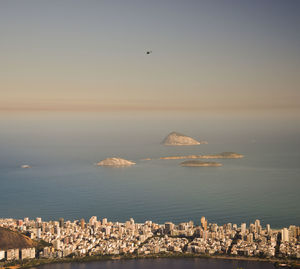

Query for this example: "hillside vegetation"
[0,227,35,250]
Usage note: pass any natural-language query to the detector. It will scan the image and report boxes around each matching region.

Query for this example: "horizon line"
[0,103,299,113]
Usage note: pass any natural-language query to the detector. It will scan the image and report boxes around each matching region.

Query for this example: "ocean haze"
[0,111,299,228]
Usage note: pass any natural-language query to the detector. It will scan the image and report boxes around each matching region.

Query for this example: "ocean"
[0,111,299,228]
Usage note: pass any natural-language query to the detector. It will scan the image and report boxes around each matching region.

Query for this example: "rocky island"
[160,152,244,160]
[97,158,136,167]
[180,160,223,167]
[162,132,207,146]
[21,164,31,169]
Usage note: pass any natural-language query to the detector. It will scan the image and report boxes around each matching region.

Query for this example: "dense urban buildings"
[0,217,299,262]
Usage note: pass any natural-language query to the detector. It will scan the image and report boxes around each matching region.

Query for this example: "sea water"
[0,111,299,228]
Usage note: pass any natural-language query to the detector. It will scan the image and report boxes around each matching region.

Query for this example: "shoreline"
[2,253,299,269]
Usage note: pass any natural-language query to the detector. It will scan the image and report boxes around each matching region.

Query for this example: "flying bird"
[146,50,152,55]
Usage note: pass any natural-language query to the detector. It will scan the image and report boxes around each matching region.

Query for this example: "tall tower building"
[17,220,23,226]
[281,228,289,242]
[164,222,175,234]
[80,218,85,230]
[89,216,97,226]
[289,225,296,239]
[59,218,64,228]
[255,219,261,233]
[102,218,108,225]
[241,223,246,235]
[247,233,253,243]
[37,228,41,239]
[55,226,61,237]
[200,216,207,231]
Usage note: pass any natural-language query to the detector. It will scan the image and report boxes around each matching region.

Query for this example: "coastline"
[2,253,299,269]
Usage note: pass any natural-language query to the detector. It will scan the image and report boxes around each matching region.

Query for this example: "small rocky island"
[209,152,244,159]
[180,160,223,167]
[160,152,244,160]
[21,164,31,169]
[97,158,136,167]
[162,132,207,146]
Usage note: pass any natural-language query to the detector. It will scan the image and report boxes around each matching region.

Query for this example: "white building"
[6,249,19,260]
[0,250,5,260]
[20,248,36,260]
[281,228,289,242]
[241,223,246,235]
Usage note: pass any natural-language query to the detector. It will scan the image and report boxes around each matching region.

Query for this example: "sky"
[0,0,299,113]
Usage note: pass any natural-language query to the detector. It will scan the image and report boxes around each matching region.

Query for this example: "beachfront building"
[0,217,299,261]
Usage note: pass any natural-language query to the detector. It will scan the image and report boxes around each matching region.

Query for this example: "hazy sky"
[1,0,299,112]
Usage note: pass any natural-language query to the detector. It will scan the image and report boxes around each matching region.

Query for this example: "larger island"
[0,217,299,268]
[162,132,207,146]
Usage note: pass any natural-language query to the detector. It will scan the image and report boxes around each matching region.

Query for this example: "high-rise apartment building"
[241,223,246,235]
[281,228,289,242]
